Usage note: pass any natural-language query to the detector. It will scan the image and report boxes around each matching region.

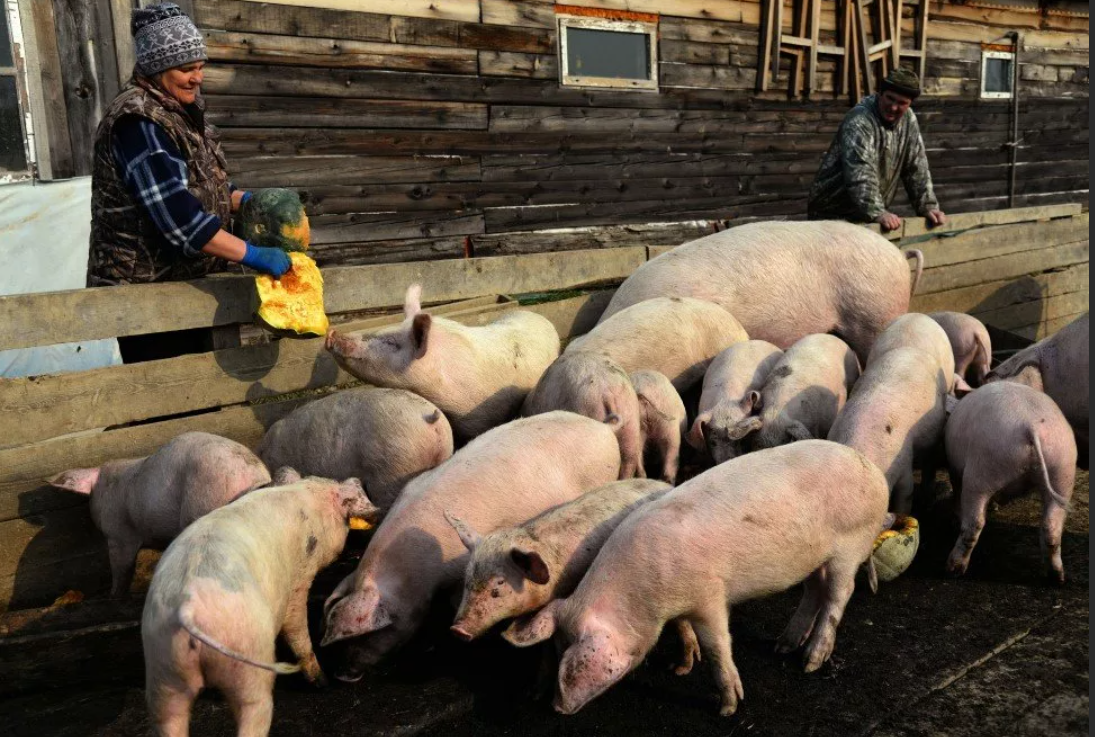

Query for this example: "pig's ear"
[340,478,381,528]
[48,468,100,495]
[511,547,550,585]
[321,588,392,647]
[411,313,432,359]
[272,466,302,485]
[501,601,560,647]
[745,390,762,413]
[686,413,711,450]
[404,283,423,318]
[787,421,813,442]
[444,511,481,551]
[728,416,762,441]
[952,374,973,397]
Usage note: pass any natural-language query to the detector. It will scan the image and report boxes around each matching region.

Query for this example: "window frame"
[556,14,659,92]
[980,49,1016,100]
[0,0,31,179]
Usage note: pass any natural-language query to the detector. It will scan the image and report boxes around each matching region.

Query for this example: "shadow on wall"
[970,274,1043,362]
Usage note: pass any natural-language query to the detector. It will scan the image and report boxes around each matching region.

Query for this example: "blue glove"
[240,190,253,207]
[241,242,291,278]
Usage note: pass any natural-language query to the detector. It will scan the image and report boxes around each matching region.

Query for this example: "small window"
[557,15,658,91]
[981,50,1015,99]
[1,2,29,177]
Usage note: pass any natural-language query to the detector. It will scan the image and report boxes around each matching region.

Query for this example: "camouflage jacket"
[807,95,939,222]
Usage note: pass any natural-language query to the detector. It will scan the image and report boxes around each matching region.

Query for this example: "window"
[981,50,1015,99]
[557,14,658,91]
[0,2,28,174]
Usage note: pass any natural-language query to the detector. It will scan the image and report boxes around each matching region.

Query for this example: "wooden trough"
[0,203,1086,621]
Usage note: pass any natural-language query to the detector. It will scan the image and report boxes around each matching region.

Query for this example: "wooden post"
[27,0,74,178]
[770,0,784,89]
[807,0,821,95]
[854,0,873,94]
[110,0,134,85]
[757,0,775,91]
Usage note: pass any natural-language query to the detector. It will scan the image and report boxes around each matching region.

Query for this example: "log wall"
[191,0,1089,266]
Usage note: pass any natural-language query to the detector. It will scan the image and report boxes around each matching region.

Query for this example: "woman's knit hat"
[132,3,207,77]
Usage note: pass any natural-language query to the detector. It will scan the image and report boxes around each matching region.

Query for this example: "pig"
[630,370,688,484]
[868,313,958,392]
[325,284,560,441]
[258,387,453,512]
[929,311,992,387]
[945,382,1077,582]
[986,312,1089,454]
[598,220,925,362]
[829,347,949,514]
[687,340,785,464]
[522,353,646,479]
[565,297,748,392]
[727,334,860,452]
[504,440,889,717]
[48,432,271,597]
[141,470,380,737]
[320,411,622,680]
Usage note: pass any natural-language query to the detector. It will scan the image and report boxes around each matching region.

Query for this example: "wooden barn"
[0,0,1089,733]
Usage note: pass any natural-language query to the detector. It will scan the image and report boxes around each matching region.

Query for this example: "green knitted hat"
[880,68,921,99]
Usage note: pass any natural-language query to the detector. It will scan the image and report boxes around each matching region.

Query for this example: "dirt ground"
[0,471,1088,737]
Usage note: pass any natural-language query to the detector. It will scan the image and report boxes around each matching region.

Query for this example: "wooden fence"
[0,204,1087,614]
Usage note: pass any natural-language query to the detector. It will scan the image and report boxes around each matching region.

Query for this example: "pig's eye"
[380,336,400,349]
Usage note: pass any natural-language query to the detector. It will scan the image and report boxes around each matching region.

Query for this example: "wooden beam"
[246,0,479,23]
[27,0,74,178]
[866,203,1083,239]
[0,248,647,351]
[915,241,1089,295]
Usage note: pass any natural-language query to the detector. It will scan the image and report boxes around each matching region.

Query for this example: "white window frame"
[1,0,33,181]
[557,14,659,92]
[980,50,1015,99]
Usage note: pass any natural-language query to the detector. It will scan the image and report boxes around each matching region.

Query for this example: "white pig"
[325,284,560,441]
[598,220,924,362]
[48,432,271,596]
[258,387,454,511]
[320,411,622,681]
[928,311,992,387]
[945,382,1077,583]
[868,313,958,392]
[729,334,860,451]
[630,370,688,484]
[688,340,785,464]
[142,471,379,737]
[566,297,748,392]
[504,441,889,717]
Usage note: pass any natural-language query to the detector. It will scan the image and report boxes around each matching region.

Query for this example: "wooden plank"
[0,247,645,351]
[203,31,479,73]
[312,212,485,245]
[658,16,759,45]
[480,0,554,28]
[899,203,1083,238]
[248,0,478,23]
[911,18,1087,49]
[311,236,468,267]
[229,155,482,188]
[974,289,1089,333]
[28,0,74,178]
[473,222,715,257]
[912,216,1089,269]
[525,291,616,341]
[910,262,1088,314]
[108,0,134,84]
[0,299,516,462]
[660,39,732,66]
[205,95,489,130]
[915,241,1089,294]
[478,50,557,79]
[193,0,391,42]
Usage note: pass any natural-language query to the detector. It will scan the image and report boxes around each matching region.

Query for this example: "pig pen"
[0,205,1088,736]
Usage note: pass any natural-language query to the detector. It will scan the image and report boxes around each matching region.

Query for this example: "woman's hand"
[240,243,292,278]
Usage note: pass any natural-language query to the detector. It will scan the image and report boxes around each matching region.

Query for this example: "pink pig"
[928,311,992,387]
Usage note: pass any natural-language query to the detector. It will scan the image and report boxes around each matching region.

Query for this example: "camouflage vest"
[87,77,234,286]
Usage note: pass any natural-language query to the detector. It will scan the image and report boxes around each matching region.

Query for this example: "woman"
[87,2,289,288]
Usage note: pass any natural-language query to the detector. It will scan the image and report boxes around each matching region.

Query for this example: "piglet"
[566,297,748,392]
[986,312,1088,454]
[729,334,860,451]
[259,387,453,512]
[325,284,560,441]
[945,381,1077,583]
[928,311,992,387]
[49,431,271,596]
[505,441,889,716]
[141,470,379,737]
[688,340,784,464]
[630,370,687,484]
[523,353,646,479]
[320,411,622,680]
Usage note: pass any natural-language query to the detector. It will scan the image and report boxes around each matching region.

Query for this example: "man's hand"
[875,211,902,232]
[925,209,947,227]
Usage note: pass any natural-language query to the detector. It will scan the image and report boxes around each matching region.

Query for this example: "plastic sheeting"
[0,177,122,377]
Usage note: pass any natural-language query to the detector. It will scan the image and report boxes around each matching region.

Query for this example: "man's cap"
[131,3,207,77]
[880,68,921,99]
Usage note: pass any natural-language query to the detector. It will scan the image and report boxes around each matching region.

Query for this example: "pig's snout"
[450,624,474,642]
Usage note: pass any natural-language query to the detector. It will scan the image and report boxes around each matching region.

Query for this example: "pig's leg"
[946,475,990,577]
[891,467,915,515]
[671,618,700,676]
[224,670,276,737]
[1041,501,1068,584]
[691,603,744,716]
[147,684,196,737]
[618,417,647,480]
[660,428,681,485]
[776,567,827,653]
[282,584,326,686]
[107,536,141,597]
[802,556,857,673]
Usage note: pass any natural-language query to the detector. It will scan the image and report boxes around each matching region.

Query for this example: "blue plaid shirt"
[112,116,233,258]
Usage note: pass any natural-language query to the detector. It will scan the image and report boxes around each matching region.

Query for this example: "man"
[808,68,946,232]
[88,2,290,287]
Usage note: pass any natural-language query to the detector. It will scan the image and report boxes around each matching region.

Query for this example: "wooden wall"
[189,0,1089,266]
